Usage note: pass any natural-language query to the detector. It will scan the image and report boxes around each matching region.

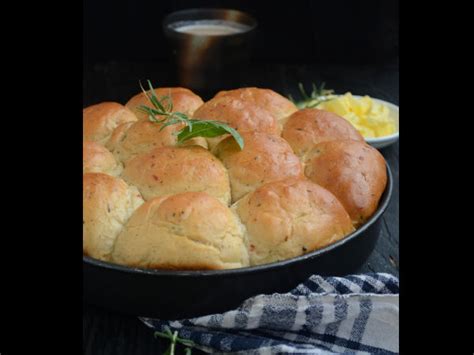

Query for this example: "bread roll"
[83,173,144,261]
[105,120,208,164]
[282,108,364,158]
[105,121,135,154]
[303,140,387,225]
[83,141,122,176]
[193,95,280,149]
[214,132,303,202]
[105,120,182,164]
[126,87,204,120]
[214,87,297,126]
[111,192,249,270]
[233,177,354,265]
[122,146,231,205]
[83,102,138,145]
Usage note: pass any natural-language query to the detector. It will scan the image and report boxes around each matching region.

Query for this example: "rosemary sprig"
[154,327,196,355]
[137,80,244,149]
[288,82,336,109]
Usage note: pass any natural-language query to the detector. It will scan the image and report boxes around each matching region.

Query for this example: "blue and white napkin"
[141,273,399,354]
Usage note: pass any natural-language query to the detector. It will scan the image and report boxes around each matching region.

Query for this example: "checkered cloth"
[141,273,399,354]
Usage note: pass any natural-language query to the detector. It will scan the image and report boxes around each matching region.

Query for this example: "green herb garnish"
[154,327,195,355]
[288,82,336,109]
[137,80,244,149]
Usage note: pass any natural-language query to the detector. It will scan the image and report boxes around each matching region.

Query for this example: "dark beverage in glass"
[163,8,257,98]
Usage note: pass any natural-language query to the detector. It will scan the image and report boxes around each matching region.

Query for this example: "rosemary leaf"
[288,82,336,109]
[139,80,244,150]
[137,105,166,118]
[162,93,173,112]
[154,328,195,355]
[170,331,178,355]
[159,119,181,131]
[141,80,168,114]
[151,96,166,113]
[173,112,189,120]
[177,122,226,141]
[320,81,326,93]
[298,82,310,100]
[311,83,318,98]
[177,121,244,149]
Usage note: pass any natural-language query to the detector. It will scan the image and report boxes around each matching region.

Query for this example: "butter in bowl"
[289,83,399,149]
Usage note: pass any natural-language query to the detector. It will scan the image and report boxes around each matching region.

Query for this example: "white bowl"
[351,95,399,149]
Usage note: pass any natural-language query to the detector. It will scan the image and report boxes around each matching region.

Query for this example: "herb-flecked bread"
[111,192,249,270]
[83,85,387,270]
[232,177,354,265]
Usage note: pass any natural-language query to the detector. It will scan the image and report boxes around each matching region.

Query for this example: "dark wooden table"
[83,61,399,355]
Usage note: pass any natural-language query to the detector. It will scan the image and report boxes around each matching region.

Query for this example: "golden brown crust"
[214,132,303,202]
[233,177,354,265]
[122,146,231,205]
[111,192,249,270]
[282,108,364,158]
[303,140,387,226]
[83,102,138,145]
[193,95,281,149]
[83,87,389,271]
[83,141,122,176]
[105,120,183,164]
[106,120,208,164]
[214,87,297,125]
[83,173,144,261]
[105,121,135,153]
[126,87,204,120]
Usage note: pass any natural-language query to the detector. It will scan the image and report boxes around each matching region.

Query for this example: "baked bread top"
[214,87,297,126]
[282,108,364,158]
[233,177,354,265]
[126,87,204,120]
[111,192,249,270]
[83,173,144,261]
[122,146,231,205]
[83,141,122,176]
[214,131,303,202]
[83,102,138,145]
[303,140,387,226]
[193,95,281,149]
[83,86,389,270]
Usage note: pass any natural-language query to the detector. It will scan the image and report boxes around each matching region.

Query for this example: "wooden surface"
[83,61,399,355]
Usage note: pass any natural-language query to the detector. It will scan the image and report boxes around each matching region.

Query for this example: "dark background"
[83,0,399,67]
[83,0,399,104]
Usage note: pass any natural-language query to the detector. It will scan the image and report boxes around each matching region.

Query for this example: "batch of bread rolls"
[83,87,387,270]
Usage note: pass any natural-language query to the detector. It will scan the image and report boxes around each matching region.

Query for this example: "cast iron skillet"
[84,164,393,319]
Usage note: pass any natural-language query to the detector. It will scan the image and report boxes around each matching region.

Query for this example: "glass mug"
[163,8,257,98]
